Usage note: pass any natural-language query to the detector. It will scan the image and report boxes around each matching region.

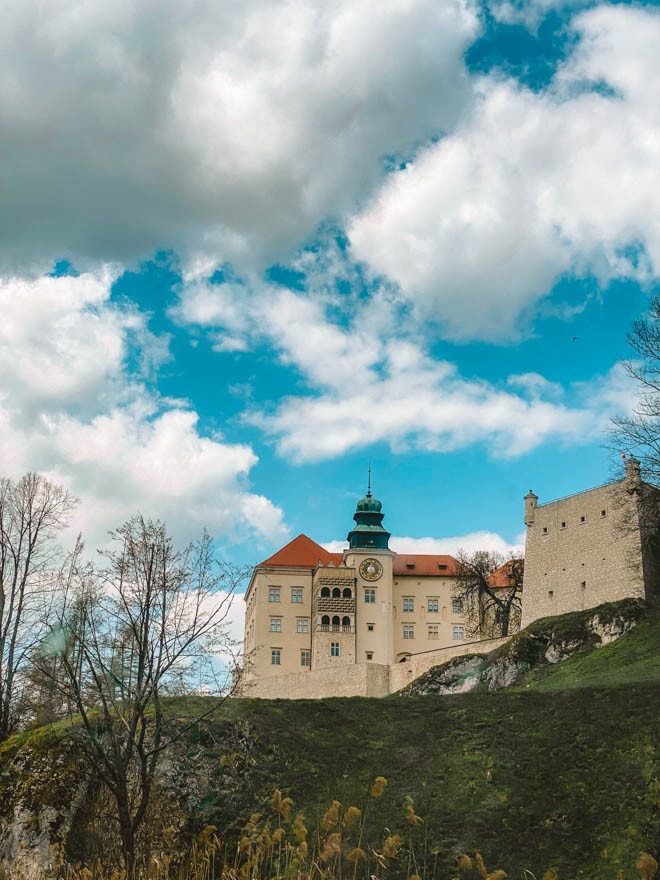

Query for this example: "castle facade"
[239,489,505,699]
[239,458,657,699]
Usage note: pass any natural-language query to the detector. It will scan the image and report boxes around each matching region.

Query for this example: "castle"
[239,457,658,699]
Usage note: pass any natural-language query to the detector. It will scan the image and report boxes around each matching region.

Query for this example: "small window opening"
[542,526,548,534]
[438,563,448,570]
[581,581,586,590]
[406,562,415,569]
[366,652,374,661]
[601,509,607,517]
[580,515,586,523]
[548,590,554,599]
[560,521,567,529]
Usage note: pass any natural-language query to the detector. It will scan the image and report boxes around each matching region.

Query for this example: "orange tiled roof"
[487,559,523,588]
[259,534,342,568]
[259,537,459,576]
[393,555,460,576]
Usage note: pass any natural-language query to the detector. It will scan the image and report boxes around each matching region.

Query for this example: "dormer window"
[406,562,415,570]
[438,563,448,570]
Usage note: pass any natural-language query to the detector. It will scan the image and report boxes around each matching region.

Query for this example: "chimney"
[624,455,642,489]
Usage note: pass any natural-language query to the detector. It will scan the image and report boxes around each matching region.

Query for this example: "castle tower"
[343,480,395,666]
[524,490,538,526]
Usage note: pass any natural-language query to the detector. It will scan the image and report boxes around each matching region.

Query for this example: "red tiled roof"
[487,559,523,588]
[259,538,460,576]
[393,555,460,576]
[259,534,341,568]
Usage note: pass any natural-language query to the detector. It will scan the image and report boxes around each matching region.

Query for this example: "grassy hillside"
[1,601,659,880]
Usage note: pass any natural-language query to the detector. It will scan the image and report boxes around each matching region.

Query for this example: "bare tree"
[41,516,246,878]
[611,296,660,482]
[453,550,523,639]
[0,472,76,738]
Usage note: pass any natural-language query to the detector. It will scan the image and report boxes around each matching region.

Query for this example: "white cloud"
[349,5,660,341]
[487,0,589,29]
[324,530,525,556]
[174,273,631,463]
[248,334,628,462]
[0,271,287,550]
[0,0,478,275]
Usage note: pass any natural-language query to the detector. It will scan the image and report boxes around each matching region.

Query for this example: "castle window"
[403,597,414,612]
[428,598,439,613]
[332,587,341,598]
[428,624,439,639]
[268,587,281,603]
[321,587,330,597]
[403,624,415,639]
[451,598,464,614]
[269,617,282,632]
[330,642,340,657]
[343,587,352,598]
[271,649,281,665]
[601,509,607,517]
[560,521,567,529]
[364,589,376,603]
[542,527,548,534]
[581,581,586,590]
[321,615,330,629]
[331,615,341,630]
[291,588,303,603]
[367,622,375,632]
[300,650,311,667]
[366,652,374,661]
[296,618,308,634]
[452,626,465,640]
[580,515,586,523]
[342,616,351,630]
[548,590,554,599]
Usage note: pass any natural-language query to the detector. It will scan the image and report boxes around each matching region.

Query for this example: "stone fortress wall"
[242,636,508,699]
[521,458,650,628]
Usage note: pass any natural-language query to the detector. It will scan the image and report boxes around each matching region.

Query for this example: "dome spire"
[346,467,390,550]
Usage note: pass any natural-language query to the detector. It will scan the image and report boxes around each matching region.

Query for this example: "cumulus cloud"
[0,271,287,550]
[348,5,660,341]
[249,344,629,462]
[0,0,478,275]
[487,0,589,29]
[175,272,633,463]
[324,530,525,556]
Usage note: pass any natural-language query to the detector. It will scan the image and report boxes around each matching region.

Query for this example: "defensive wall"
[521,464,649,628]
[238,636,508,699]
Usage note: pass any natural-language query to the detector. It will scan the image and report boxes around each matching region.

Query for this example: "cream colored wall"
[521,481,646,628]
[345,549,396,665]
[238,636,508,699]
[240,661,391,699]
[392,575,468,658]
[242,567,314,680]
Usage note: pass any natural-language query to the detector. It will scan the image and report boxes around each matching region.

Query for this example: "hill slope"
[1,600,659,880]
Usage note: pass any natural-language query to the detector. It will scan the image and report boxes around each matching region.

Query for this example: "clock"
[359,558,383,581]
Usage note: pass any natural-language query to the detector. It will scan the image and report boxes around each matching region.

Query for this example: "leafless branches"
[453,550,523,639]
[0,472,76,737]
[33,515,248,877]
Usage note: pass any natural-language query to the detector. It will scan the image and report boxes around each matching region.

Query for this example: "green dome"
[356,494,382,512]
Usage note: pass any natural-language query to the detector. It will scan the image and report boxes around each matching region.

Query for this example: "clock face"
[359,558,383,581]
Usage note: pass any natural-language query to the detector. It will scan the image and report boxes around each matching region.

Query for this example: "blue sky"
[2,0,659,609]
